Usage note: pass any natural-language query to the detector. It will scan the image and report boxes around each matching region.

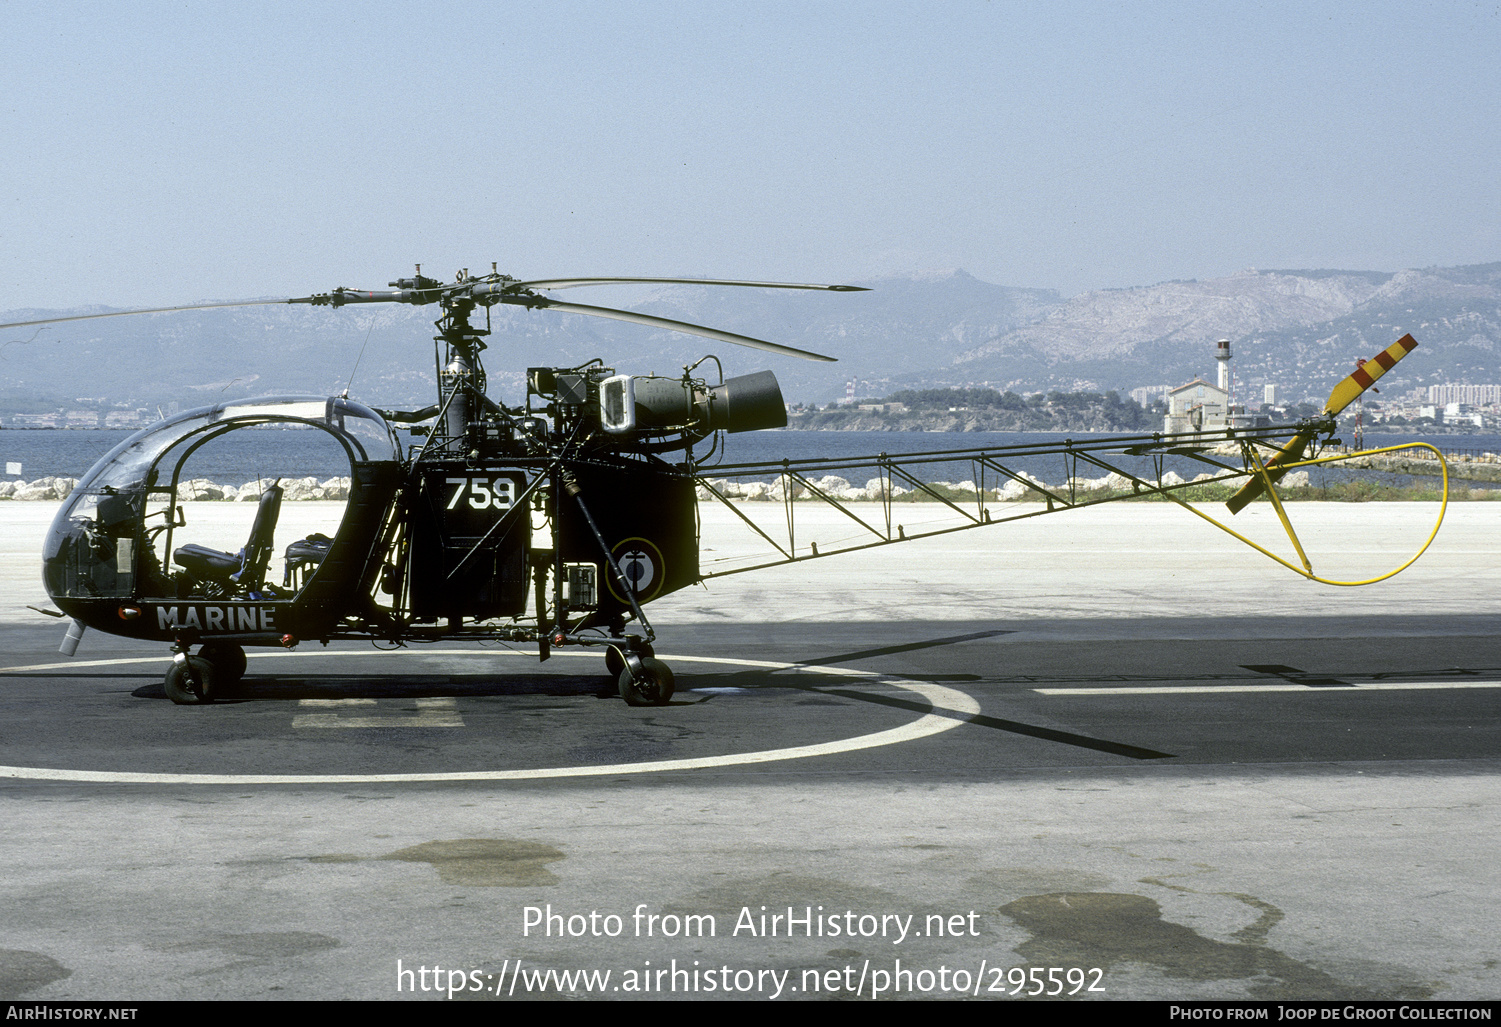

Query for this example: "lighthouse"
[1215,338,1231,393]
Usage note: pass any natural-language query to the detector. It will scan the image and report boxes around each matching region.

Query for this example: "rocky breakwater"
[697,474,1036,502]
[696,468,1311,503]
[693,470,1237,502]
[0,476,354,501]
[1336,450,1501,483]
[1203,440,1501,483]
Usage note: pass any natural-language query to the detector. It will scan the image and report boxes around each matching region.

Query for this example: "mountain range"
[2,262,1498,411]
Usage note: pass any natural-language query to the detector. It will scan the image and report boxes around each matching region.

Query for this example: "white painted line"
[0,651,980,784]
[1036,680,1501,695]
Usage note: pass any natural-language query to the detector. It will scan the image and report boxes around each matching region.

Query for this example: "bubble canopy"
[77,395,397,495]
[44,396,401,599]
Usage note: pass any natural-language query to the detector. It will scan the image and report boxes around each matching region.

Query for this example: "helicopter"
[2,270,1440,708]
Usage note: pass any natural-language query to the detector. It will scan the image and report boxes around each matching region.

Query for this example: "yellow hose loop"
[1164,442,1448,587]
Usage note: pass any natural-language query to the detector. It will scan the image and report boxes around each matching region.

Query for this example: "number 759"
[445,477,515,511]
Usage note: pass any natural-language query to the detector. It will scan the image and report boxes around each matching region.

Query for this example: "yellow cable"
[1158,442,1448,586]
[1249,446,1313,573]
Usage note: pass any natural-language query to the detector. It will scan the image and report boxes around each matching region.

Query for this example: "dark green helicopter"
[8,268,862,706]
[4,271,1430,710]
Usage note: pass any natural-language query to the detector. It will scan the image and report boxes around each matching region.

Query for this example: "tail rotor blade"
[1224,430,1313,514]
[1323,334,1418,416]
[1226,334,1419,515]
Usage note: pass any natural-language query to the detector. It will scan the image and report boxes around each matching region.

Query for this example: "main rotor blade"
[0,299,292,331]
[1323,334,1418,416]
[508,276,869,293]
[513,297,838,362]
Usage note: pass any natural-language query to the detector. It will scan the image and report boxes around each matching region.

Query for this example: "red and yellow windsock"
[1225,334,1418,515]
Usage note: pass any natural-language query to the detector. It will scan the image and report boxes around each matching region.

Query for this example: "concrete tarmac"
[1,499,1498,1002]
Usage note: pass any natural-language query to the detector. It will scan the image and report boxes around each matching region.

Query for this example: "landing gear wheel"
[164,656,216,705]
[198,642,246,685]
[618,657,674,707]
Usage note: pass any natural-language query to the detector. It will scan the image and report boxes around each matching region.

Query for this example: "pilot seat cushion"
[173,543,242,584]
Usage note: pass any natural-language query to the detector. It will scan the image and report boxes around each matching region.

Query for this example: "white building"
[1430,384,1501,406]
[1164,379,1229,433]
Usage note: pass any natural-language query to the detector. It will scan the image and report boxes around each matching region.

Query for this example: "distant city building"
[1263,384,1278,406]
[1130,385,1171,407]
[1164,379,1229,433]
[1428,384,1501,406]
[104,410,152,429]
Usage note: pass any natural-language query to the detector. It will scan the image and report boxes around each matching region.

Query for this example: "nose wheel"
[162,643,247,704]
[163,655,216,705]
[605,642,672,706]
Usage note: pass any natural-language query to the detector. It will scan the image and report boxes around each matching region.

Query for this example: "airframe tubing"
[697,441,1449,587]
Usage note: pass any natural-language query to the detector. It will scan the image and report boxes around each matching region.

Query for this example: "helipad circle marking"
[0,649,980,785]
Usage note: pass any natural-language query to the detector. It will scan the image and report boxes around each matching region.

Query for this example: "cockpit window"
[71,395,399,498]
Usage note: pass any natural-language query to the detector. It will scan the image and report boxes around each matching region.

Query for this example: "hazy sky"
[4,1,1499,310]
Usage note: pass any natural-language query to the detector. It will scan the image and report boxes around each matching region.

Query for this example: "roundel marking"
[608,537,664,604]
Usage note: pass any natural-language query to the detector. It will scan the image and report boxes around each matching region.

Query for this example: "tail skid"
[1135,441,1448,586]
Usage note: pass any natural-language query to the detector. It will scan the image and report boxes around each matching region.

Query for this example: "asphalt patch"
[383,838,566,886]
[0,948,70,999]
[1000,892,1432,1000]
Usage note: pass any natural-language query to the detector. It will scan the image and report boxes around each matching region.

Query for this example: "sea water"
[0,427,1492,489]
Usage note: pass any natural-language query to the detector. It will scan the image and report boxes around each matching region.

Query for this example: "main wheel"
[198,642,247,684]
[618,657,674,707]
[605,642,655,678]
[164,656,216,705]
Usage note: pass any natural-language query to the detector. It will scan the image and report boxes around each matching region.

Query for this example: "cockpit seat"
[173,544,243,584]
[283,533,333,589]
[172,481,283,592]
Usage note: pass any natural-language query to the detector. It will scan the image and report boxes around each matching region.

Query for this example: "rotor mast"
[424,270,489,454]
